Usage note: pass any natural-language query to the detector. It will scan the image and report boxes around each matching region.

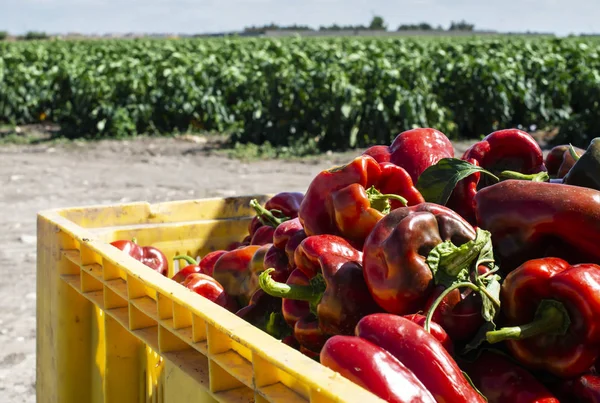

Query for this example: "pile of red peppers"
[109,128,600,403]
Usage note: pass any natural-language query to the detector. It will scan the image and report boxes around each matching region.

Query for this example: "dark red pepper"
[298,155,424,249]
[259,235,381,354]
[212,245,262,307]
[552,374,600,403]
[485,257,600,378]
[363,127,455,184]
[447,128,547,225]
[171,250,227,283]
[355,313,486,403]
[545,144,584,178]
[111,239,168,276]
[182,273,238,312]
[362,202,496,318]
[459,350,559,403]
[235,289,291,340]
[248,192,304,240]
[320,335,436,403]
[474,180,600,272]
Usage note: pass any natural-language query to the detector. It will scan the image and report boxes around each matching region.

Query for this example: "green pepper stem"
[569,144,582,161]
[131,237,138,245]
[486,299,571,344]
[499,170,549,182]
[424,281,501,333]
[366,186,408,213]
[249,199,290,228]
[259,269,325,307]
[265,312,281,338]
[174,255,199,266]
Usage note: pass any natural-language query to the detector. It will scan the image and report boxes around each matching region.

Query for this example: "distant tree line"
[0,31,49,40]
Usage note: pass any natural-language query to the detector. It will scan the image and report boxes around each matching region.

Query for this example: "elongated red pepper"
[363,127,455,184]
[111,239,168,276]
[459,350,559,403]
[485,258,600,378]
[298,155,424,248]
[474,180,600,272]
[212,244,262,306]
[182,273,238,312]
[402,313,454,354]
[356,314,486,403]
[320,335,436,403]
[447,129,547,225]
[259,235,381,354]
[362,203,497,337]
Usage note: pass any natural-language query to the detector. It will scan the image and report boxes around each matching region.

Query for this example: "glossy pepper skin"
[320,335,436,403]
[362,202,476,315]
[447,129,547,225]
[111,239,168,276]
[402,313,454,355]
[260,235,381,354]
[474,180,600,271]
[485,258,600,378]
[171,250,227,283]
[563,138,600,191]
[248,192,304,240]
[212,245,262,307]
[459,350,559,403]
[363,127,455,184]
[298,155,424,248]
[182,273,238,312]
[545,144,584,178]
[235,289,290,339]
[356,314,486,403]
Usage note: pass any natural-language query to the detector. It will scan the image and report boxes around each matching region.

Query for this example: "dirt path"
[0,136,475,402]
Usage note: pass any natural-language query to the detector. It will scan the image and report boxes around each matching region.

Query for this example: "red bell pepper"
[212,244,262,307]
[171,250,227,283]
[363,127,455,184]
[485,257,600,378]
[474,180,600,272]
[298,155,424,249]
[182,273,238,312]
[259,235,381,354]
[111,239,168,276]
[320,335,436,403]
[545,144,584,179]
[459,350,559,403]
[446,128,547,225]
[362,202,499,341]
[356,314,486,403]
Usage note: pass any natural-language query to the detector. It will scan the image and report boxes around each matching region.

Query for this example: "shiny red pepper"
[356,314,486,403]
[212,244,262,306]
[111,239,168,276]
[171,250,227,283]
[447,128,547,225]
[320,335,436,403]
[363,127,455,184]
[182,273,238,312]
[259,235,381,354]
[298,155,424,249]
[474,180,600,272]
[485,257,600,378]
[248,192,304,240]
[459,350,559,403]
[402,313,454,355]
[545,144,585,179]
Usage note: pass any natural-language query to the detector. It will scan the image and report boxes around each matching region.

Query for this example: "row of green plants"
[0,36,598,150]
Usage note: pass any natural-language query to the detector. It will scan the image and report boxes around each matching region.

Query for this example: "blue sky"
[2,0,598,36]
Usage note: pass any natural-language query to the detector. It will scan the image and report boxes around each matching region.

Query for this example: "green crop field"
[0,36,598,151]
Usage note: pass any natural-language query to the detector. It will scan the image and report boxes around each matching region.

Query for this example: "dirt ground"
[0,134,479,402]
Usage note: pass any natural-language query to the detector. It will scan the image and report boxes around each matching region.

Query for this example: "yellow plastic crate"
[36,195,385,403]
